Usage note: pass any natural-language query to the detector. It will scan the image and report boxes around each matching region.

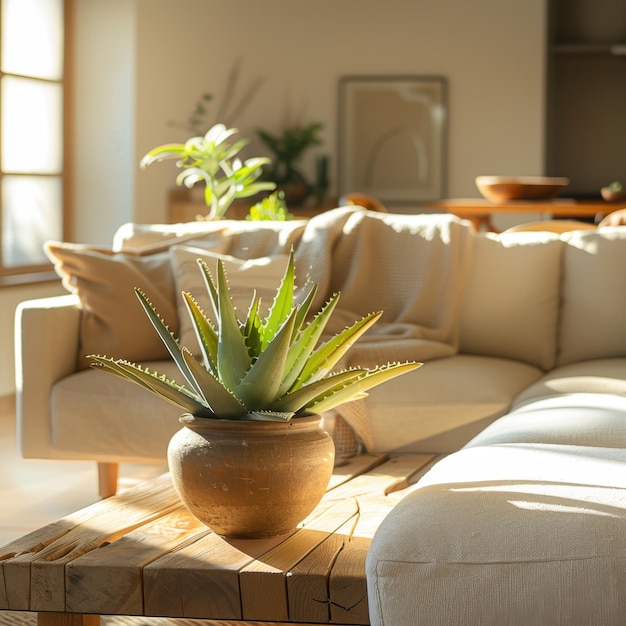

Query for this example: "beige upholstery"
[558,228,626,365]
[15,209,626,621]
[503,219,596,233]
[459,231,562,370]
[367,438,626,625]
[366,354,542,453]
[17,210,626,467]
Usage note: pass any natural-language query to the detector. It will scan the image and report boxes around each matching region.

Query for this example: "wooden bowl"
[475,176,569,203]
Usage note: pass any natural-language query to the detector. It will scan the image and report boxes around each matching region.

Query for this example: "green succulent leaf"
[134,289,204,398]
[305,361,423,415]
[89,355,210,416]
[243,410,295,422]
[181,291,218,376]
[235,308,298,407]
[278,291,338,397]
[293,280,318,330]
[243,294,264,356]
[216,259,251,390]
[269,368,370,414]
[197,258,220,319]
[181,349,247,418]
[296,310,383,387]
[262,250,295,346]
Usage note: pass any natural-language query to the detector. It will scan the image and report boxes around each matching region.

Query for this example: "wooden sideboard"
[427,198,620,231]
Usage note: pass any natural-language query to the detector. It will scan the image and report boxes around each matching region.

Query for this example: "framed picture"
[338,75,447,205]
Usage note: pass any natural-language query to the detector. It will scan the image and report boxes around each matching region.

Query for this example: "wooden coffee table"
[0,453,440,625]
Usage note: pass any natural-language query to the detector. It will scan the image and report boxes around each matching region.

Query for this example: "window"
[0,0,70,284]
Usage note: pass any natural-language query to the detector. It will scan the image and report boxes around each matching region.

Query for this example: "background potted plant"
[601,180,625,202]
[257,122,324,206]
[246,189,293,221]
[140,123,276,220]
[89,251,421,538]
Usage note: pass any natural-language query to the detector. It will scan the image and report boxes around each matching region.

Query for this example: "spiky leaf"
[182,291,218,376]
[295,311,383,387]
[305,361,423,415]
[215,259,251,390]
[89,356,209,416]
[181,349,247,418]
[235,308,298,407]
[134,289,203,398]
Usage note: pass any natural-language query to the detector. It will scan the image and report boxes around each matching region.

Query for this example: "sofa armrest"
[14,294,81,459]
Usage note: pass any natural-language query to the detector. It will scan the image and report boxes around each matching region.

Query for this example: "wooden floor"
[0,395,166,547]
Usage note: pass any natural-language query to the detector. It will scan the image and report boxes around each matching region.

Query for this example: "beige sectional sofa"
[15,206,626,623]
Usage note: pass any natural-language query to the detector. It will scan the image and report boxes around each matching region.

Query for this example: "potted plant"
[246,190,293,221]
[140,123,276,220]
[257,122,324,206]
[89,251,421,538]
[601,181,625,202]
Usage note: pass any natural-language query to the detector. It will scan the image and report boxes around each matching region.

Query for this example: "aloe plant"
[89,251,421,422]
[140,123,276,220]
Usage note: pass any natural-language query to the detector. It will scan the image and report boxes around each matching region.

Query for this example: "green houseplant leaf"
[140,123,276,220]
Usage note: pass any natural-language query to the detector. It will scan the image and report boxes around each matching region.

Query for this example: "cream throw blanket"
[291,207,474,449]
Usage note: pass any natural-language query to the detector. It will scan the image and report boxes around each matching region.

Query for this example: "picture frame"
[338,75,447,205]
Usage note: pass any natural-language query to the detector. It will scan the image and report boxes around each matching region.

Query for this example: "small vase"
[167,414,335,538]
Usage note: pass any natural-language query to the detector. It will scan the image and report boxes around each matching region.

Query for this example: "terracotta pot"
[167,414,335,538]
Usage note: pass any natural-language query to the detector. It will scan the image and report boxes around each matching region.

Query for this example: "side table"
[0,453,440,625]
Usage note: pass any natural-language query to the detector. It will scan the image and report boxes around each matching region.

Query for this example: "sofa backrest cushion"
[459,231,562,370]
[113,219,308,257]
[557,227,626,365]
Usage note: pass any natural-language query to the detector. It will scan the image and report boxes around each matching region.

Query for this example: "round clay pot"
[167,414,335,538]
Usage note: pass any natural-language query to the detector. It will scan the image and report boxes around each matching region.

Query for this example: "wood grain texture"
[66,508,209,615]
[1,454,442,625]
[38,613,100,625]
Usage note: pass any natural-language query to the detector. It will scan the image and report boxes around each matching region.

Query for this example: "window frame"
[0,0,72,287]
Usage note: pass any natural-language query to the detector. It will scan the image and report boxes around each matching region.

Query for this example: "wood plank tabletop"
[0,453,440,625]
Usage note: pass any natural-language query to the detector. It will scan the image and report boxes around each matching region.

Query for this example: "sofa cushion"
[44,242,186,368]
[512,357,626,407]
[50,360,183,461]
[465,392,626,448]
[170,245,290,353]
[558,227,626,366]
[364,354,542,454]
[459,231,562,370]
[367,443,626,625]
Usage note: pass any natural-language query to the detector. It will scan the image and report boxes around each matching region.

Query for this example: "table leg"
[38,613,100,626]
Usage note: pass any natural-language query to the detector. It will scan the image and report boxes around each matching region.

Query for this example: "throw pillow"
[170,245,290,354]
[45,241,180,368]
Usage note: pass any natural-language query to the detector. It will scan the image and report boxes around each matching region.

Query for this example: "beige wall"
[1,0,547,396]
[134,0,547,227]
